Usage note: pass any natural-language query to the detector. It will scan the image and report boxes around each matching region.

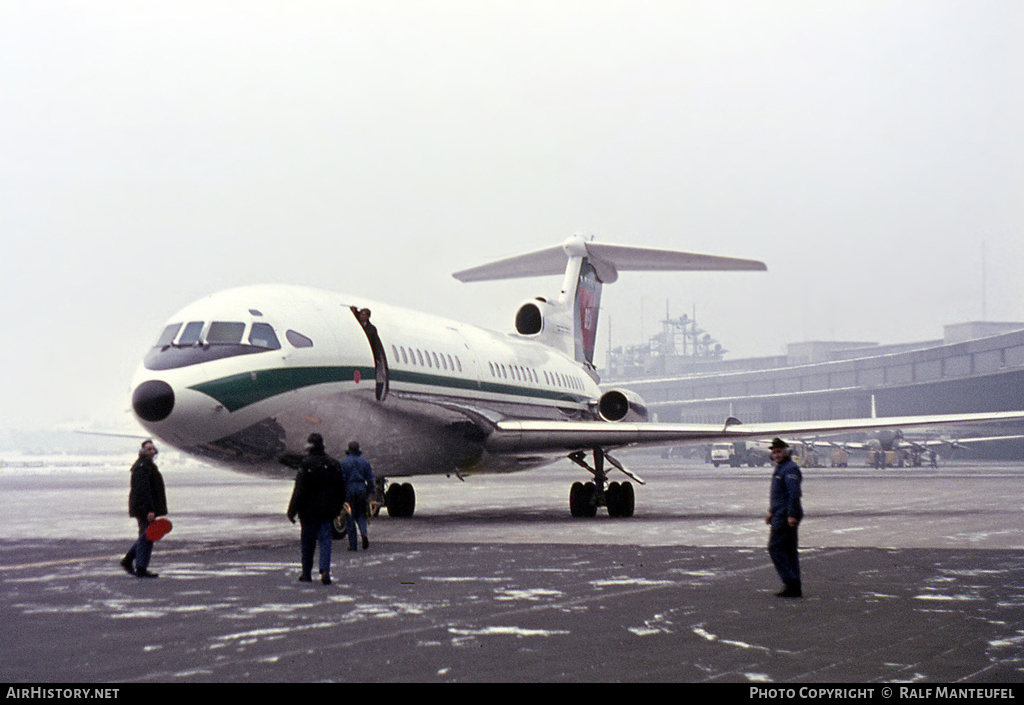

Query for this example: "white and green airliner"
[130,235,1024,517]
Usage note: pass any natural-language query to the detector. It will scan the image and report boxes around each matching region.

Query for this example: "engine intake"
[598,389,648,422]
[515,302,544,335]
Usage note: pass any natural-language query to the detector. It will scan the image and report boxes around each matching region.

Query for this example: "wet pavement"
[2,452,1024,685]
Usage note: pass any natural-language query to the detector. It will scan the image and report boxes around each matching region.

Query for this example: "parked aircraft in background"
[803,430,1024,468]
[130,235,1024,518]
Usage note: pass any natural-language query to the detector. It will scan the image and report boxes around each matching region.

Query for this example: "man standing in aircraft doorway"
[120,439,168,578]
[353,307,388,402]
[766,437,803,598]
[339,441,374,552]
[287,434,345,585]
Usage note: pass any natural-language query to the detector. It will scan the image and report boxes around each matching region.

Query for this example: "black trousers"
[768,519,800,585]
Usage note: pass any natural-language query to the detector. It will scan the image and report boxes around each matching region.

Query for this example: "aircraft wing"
[917,433,1024,449]
[74,427,150,440]
[944,434,1024,444]
[484,410,1024,453]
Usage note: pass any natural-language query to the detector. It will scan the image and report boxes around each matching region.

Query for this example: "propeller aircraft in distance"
[129,235,1024,518]
[811,430,1024,468]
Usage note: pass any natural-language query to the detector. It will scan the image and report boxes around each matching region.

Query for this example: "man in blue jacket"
[339,441,374,551]
[766,437,803,598]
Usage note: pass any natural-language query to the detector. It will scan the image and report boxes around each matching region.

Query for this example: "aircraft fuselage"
[131,284,602,478]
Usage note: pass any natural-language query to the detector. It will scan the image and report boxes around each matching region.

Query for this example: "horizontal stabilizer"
[453,245,567,282]
[453,236,766,284]
[586,243,766,283]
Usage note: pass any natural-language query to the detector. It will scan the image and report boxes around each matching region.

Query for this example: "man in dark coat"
[765,438,804,597]
[120,439,168,578]
[339,441,374,552]
[287,433,345,584]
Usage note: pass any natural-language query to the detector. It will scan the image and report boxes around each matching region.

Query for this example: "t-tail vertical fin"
[574,258,602,367]
[556,236,604,367]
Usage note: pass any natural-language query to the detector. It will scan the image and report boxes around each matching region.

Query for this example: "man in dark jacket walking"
[120,439,168,578]
[287,433,344,584]
[339,441,374,551]
[766,437,804,598]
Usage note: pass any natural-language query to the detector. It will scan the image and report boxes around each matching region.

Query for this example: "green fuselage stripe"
[189,366,368,412]
[189,365,588,412]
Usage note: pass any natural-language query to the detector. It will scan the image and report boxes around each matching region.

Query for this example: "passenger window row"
[391,345,463,373]
[487,361,585,391]
[388,342,585,392]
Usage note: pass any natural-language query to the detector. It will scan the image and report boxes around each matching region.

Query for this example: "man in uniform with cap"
[287,433,345,584]
[766,437,804,597]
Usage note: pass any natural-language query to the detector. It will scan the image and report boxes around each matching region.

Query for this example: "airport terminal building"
[602,321,1024,458]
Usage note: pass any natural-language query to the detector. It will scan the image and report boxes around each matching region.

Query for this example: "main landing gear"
[373,478,417,518]
[568,448,642,518]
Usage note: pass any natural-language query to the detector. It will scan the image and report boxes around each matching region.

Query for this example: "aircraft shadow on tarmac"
[372,507,755,526]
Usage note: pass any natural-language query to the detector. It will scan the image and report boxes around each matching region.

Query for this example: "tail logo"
[574,259,602,365]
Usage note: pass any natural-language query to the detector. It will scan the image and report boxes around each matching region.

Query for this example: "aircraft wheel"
[582,483,597,517]
[385,482,416,518]
[331,514,348,540]
[569,481,597,518]
[569,482,585,517]
[402,482,416,517]
[617,481,635,518]
[607,481,622,517]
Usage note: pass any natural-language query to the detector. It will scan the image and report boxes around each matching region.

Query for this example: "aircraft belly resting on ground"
[130,235,1024,518]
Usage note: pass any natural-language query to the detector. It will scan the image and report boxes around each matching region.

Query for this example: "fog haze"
[2,1,1022,434]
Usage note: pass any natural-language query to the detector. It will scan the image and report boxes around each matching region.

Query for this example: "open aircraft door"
[349,306,389,402]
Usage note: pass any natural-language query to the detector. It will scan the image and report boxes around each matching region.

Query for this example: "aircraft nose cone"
[133,380,175,422]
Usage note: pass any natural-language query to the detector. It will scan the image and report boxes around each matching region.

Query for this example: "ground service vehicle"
[710,442,770,467]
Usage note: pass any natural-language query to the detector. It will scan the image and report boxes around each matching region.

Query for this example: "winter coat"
[287,450,345,523]
[128,453,168,519]
[768,457,803,522]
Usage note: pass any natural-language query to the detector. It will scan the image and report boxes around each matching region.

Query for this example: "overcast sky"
[1,1,1022,432]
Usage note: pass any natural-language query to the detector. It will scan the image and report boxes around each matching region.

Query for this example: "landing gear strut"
[567,448,639,518]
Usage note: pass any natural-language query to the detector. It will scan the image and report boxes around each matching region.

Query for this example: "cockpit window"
[249,322,281,350]
[179,321,205,346]
[286,330,313,348]
[155,323,181,348]
[144,320,283,370]
[207,321,246,344]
